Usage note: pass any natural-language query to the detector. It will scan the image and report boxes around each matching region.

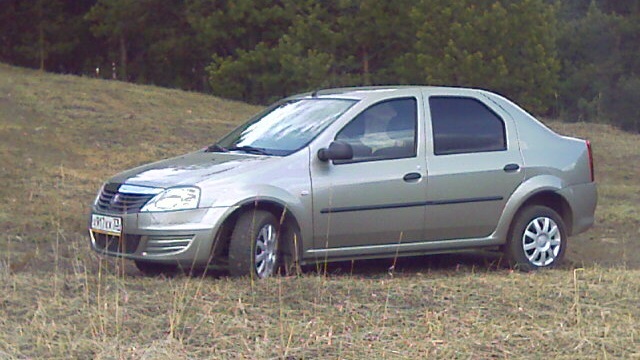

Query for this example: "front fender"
[215,183,313,254]
[231,184,311,225]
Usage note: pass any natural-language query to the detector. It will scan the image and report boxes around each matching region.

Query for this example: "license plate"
[91,214,122,236]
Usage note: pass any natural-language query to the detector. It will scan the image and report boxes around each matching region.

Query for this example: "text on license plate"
[91,214,122,235]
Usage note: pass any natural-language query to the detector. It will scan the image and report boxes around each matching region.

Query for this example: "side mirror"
[317,141,353,161]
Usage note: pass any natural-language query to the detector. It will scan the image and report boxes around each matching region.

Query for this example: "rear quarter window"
[429,96,507,155]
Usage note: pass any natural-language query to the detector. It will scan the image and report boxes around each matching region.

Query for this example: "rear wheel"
[505,206,567,271]
[228,210,282,278]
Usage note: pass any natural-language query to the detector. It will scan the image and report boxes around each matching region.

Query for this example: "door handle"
[403,172,422,181]
[503,163,520,172]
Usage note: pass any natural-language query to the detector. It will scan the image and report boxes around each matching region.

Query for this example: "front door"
[310,96,428,254]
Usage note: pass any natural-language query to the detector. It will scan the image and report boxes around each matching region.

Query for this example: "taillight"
[586,140,595,182]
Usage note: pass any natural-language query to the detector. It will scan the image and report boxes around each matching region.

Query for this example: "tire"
[228,210,283,278]
[505,205,567,271]
[134,260,178,276]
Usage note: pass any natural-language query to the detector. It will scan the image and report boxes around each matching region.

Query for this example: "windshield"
[214,98,357,156]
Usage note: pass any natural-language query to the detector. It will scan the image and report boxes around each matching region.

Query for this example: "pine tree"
[557,0,640,130]
[0,0,89,72]
[397,0,559,114]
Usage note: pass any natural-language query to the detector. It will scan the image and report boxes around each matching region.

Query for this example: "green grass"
[1,63,639,358]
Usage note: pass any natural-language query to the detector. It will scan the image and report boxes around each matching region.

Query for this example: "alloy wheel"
[254,223,278,278]
[521,216,561,267]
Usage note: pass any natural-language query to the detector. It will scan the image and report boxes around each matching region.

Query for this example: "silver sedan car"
[89,86,597,277]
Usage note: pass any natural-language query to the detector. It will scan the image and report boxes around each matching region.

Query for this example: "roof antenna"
[311,89,319,97]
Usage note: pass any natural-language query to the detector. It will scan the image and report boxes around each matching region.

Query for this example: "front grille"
[95,183,155,213]
[92,232,141,254]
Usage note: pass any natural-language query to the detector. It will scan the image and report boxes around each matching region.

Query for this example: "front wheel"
[505,206,567,271]
[228,210,281,278]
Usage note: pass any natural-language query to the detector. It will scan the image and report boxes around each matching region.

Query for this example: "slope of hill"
[0,63,260,238]
[0,64,638,358]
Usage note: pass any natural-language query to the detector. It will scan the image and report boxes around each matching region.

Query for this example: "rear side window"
[429,96,506,155]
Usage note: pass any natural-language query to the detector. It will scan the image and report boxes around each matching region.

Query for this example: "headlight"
[140,187,201,212]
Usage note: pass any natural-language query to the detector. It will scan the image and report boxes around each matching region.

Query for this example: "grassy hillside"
[0,64,638,358]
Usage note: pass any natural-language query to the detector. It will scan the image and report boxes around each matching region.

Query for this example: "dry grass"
[1,246,639,359]
[1,63,639,358]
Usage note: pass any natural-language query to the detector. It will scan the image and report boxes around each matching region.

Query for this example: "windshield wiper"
[205,144,228,153]
[227,145,271,155]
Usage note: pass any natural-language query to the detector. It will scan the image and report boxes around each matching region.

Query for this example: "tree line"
[1,0,638,131]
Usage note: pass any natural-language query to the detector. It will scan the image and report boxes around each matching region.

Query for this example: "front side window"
[335,98,417,162]
[215,98,356,156]
[429,96,506,155]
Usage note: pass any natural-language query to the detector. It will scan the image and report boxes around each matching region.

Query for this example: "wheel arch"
[497,175,576,243]
[510,190,574,236]
[211,198,303,268]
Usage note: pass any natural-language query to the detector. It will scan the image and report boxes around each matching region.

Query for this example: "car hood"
[109,151,271,188]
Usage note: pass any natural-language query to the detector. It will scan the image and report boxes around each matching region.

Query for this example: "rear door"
[423,91,524,240]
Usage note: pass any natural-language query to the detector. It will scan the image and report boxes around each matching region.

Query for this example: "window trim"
[333,97,419,165]
[429,96,507,156]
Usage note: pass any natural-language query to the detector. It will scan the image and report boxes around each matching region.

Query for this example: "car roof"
[289,85,495,101]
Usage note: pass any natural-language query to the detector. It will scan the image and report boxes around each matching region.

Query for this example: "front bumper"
[89,206,235,268]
